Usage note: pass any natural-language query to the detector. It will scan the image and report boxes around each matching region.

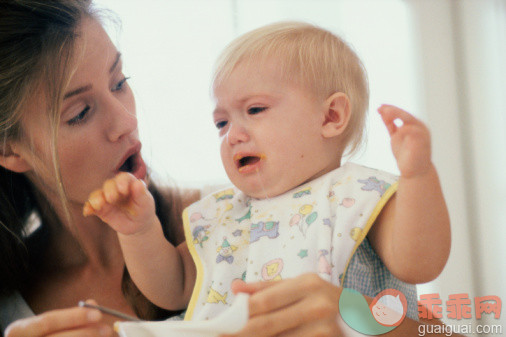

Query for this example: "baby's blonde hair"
[212,21,369,156]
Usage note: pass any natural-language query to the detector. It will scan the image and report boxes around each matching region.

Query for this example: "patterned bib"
[183,163,398,321]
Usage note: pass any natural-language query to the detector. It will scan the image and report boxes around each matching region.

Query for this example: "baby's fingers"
[111,173,151,216]
[102,178,121,204]
[378,104,417,121]
[113,172,138,197]
[83,189,106,216]
[83,173,136,217]
[83,201,95,217]
[130,179,150,206]
[378,104,421,132]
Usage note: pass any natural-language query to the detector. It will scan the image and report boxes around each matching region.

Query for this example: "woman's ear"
[321,92,351,138]
[0,142,32,173]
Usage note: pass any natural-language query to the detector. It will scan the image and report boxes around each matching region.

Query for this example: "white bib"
[183,163,398,321]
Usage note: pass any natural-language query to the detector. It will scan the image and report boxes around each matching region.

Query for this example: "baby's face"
[213,61,340,198]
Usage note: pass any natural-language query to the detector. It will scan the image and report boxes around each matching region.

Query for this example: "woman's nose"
[105,96,137,142]
[226,122,250,145]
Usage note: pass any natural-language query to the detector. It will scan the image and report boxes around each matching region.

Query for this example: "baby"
[84,21,451,321]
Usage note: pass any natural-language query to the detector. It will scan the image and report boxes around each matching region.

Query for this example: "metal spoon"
[78,301,142,322]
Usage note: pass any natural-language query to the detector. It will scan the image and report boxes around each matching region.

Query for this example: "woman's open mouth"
[117,146,147,180]
[119,154,136,173]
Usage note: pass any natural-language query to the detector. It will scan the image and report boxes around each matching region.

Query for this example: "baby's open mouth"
[238,156,260,167]
[234,153,266,172]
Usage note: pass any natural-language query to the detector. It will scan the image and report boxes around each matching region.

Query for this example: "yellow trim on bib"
[341,181,399,283]
[182,207,204,320]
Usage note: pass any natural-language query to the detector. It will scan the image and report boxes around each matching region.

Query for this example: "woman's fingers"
[4,306,108,337]
[276,319,342,337]
[247,274,337,317]
[228,274,343,337]
[49,325,113,337]
[238,290,339,336]
[230,279,272,295]
[237,279,300,317]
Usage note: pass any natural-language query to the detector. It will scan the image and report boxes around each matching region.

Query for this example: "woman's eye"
[67,106,91,126]
[112,76,130,92]
[215,120,228,129]
[248,106,266,115]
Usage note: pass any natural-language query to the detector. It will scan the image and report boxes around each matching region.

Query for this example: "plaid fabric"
[343,238,419,320]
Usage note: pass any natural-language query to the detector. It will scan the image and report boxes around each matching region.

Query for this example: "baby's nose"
[226,123,250,145]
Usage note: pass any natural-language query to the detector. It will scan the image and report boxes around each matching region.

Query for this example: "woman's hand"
[4,301,113,337]
[222,273,343,337]
[222,273,466,337]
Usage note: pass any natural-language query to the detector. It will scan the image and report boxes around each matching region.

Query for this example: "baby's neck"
[246,161,343,200]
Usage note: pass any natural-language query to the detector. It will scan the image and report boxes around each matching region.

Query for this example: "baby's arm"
[83,172,195,310]
[368,105,451,284]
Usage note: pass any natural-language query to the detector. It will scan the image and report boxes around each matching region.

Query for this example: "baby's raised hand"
[378,104,432,178]
[83,172,156,235]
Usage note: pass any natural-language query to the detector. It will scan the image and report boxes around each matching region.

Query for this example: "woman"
[0,1,192,335]
[0,1,461,336]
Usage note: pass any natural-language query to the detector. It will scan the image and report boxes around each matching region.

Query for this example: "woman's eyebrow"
[63,53,122,100]
[109,52,122,73]
[64,84,92,99]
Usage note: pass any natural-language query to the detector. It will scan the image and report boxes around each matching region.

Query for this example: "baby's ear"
[321,92,350,138]
[0,142,32,173]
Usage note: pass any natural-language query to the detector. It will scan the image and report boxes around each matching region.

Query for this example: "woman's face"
[17,17,146,208]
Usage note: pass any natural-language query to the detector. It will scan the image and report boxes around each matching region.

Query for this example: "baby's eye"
[215,120,228,129]
[112,76,130,92]
[247,106,267,115]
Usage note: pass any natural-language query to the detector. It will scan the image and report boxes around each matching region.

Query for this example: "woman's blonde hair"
[0,0,93,294]
[213,21,369,156]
